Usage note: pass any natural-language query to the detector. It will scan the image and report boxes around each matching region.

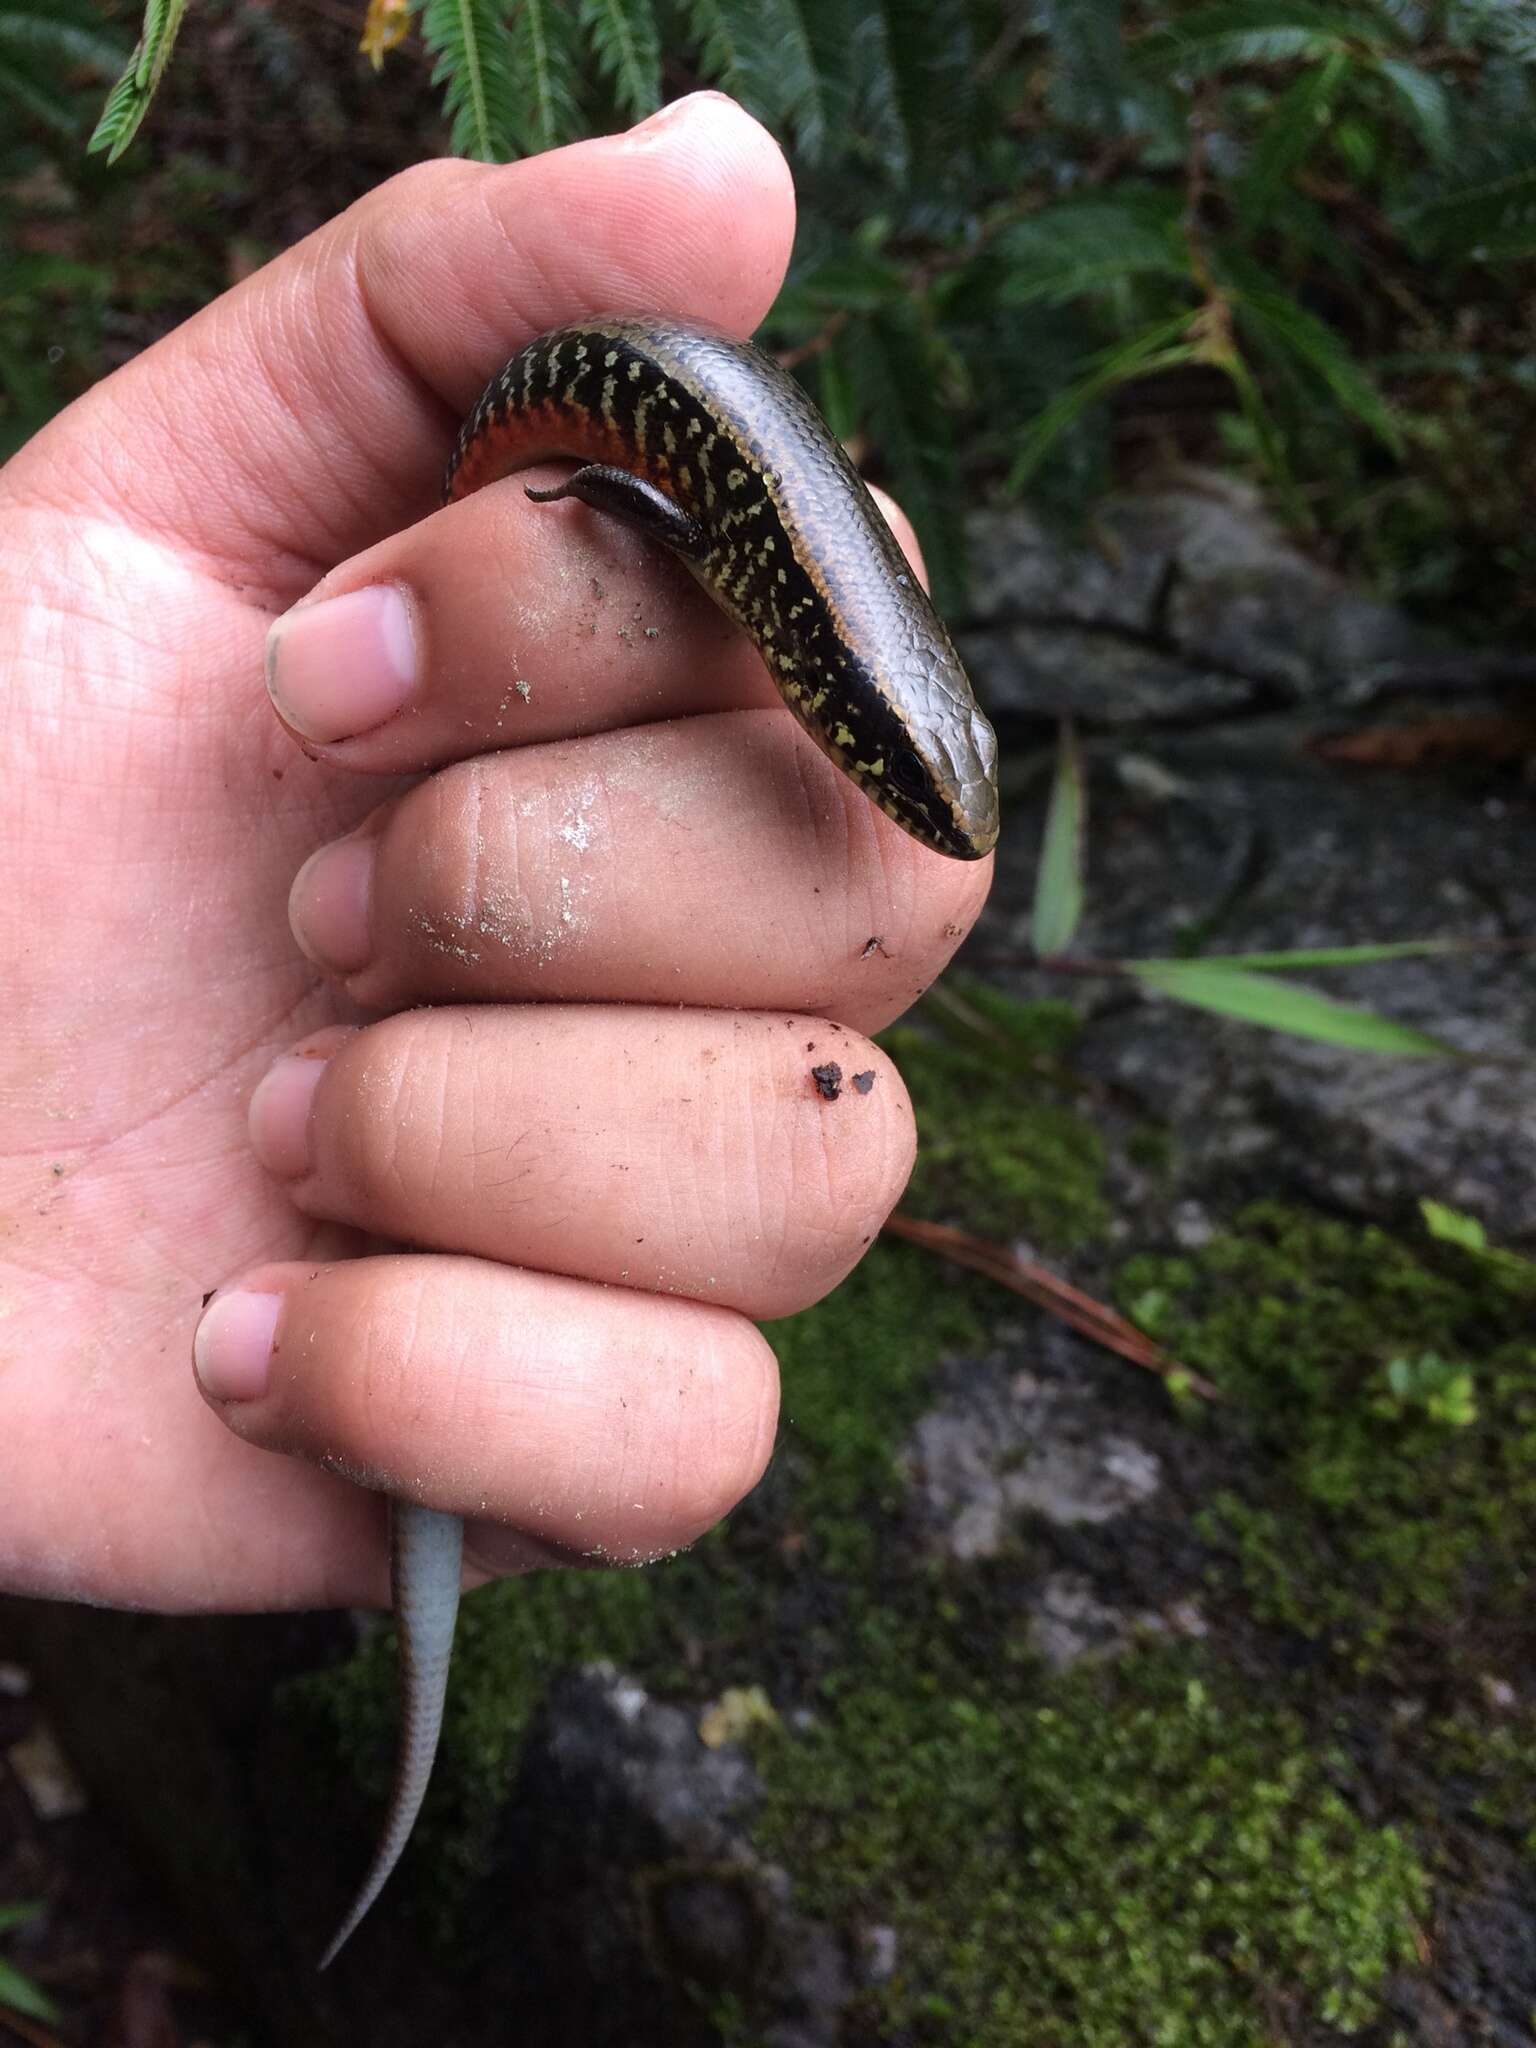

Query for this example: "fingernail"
[627,91,735,139]
[289,835,375,975]
[248,1051,328,1179]
[194,1290,281,1403]
[265,584,416,743]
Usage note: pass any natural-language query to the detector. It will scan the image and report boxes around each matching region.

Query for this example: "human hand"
[0,94,991,1615]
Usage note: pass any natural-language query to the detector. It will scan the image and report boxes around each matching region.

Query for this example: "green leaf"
[1419,1198,1486,1251]
[577,0,661,121]
[0,333,52,427]
[86,0,188,162]
[1189,940,1473,968]
[506,0,581,154]
[1229,280,1404,454]
[1039,0,1126,132]
[1238,47,1350,225]
[777,245,907,318]
[832,305,966,608]
[0,48,79,133]
[1135,2,1382,80]
[1128,961,1456,1054]
[685,0,788,125]
[842,0,977,186]
[752,0,827,159]
[420,0,524,161]
[1032,720,1086,957]
[1393,153,1536,260]
[995,194,1192,308]
[1007,313,1200,492]
[811,337,858,442]
[0,7,127,71]
[0,1904,44,1936]
[1370,55,1454,160]
[0,1958,59,2027]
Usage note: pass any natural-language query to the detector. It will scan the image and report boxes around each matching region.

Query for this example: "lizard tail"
[318,1501,464,1969]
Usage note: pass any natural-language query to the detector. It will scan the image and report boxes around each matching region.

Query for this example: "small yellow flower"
[359,0,411,73]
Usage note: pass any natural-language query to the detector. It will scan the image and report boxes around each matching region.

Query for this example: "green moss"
[882,1014,1108,1249]
[1119,1203,1536,1671]
[754,1646,1426,2045]
[765,1239,986,1529]
[1427,1705,1536,1858]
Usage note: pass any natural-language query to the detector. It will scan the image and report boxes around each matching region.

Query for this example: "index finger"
[5,94,794,601]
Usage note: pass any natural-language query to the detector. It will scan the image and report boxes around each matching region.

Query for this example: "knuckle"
[321,1014,443,1216]
[387,756,535,981]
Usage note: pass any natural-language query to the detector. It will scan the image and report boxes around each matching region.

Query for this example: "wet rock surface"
[905,1355,1163,1560]
[969,486,1534,1245]
[957,478,1439,724]
[460,1665,851,2048]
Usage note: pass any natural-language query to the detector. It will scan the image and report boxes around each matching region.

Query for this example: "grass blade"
[1006,313,1199,492]
[1180,940,1476,969]
[1419,1199,1486,1251]
[1129,960,1457,1054]
[1032,719,1086,957]
[0,1958,60,2027]
[1230,279,1404,455]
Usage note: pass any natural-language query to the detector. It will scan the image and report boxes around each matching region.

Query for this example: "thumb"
[6,94,794,603]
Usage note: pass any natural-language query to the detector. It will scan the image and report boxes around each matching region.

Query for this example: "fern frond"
[1039,0,1125,133]
[86,0,188,163]
[1369,54,1453,161]
[0,49,78,134]
[420,0,524,161]
[834,305,967,606]
[850,0,977,186]
[1136,1,1391,80]
[762,0,829,160]
[685,0,844,153]
[1237,46,1350,225]
[684,0,781,119]
[577,0,660,121]
[1393,130,1536,258]
[1006,313,1202,494]
[1227,268,1403,453]
[507,0,582,154]
[845,0,911,183]
[0,6,127,73]
[995,193,1192,307]
[1442,0,1536,60]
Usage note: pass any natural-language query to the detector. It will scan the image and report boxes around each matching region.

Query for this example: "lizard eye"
[887,750,931,804]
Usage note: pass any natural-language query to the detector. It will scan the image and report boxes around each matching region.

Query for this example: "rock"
[904,1358,1163,1561]
[1027,1570,1143,1670]
[960,477,1438,727]
[491,1664,852,2048]
[986,718,1536,1243]
[961,619,1257,727]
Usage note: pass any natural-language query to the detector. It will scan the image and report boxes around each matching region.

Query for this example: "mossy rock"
[752,1645,1427,2047]
[1119,1202,1536,1676]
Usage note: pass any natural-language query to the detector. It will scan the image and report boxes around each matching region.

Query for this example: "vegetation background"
[4,0,1536,631]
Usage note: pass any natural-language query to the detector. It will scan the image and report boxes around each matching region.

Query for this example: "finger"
[193,1254,779,1574]
[284,712,988,1028]
[261,464,929,765]
[246,1009,916,1320]
[8,95,795,597]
